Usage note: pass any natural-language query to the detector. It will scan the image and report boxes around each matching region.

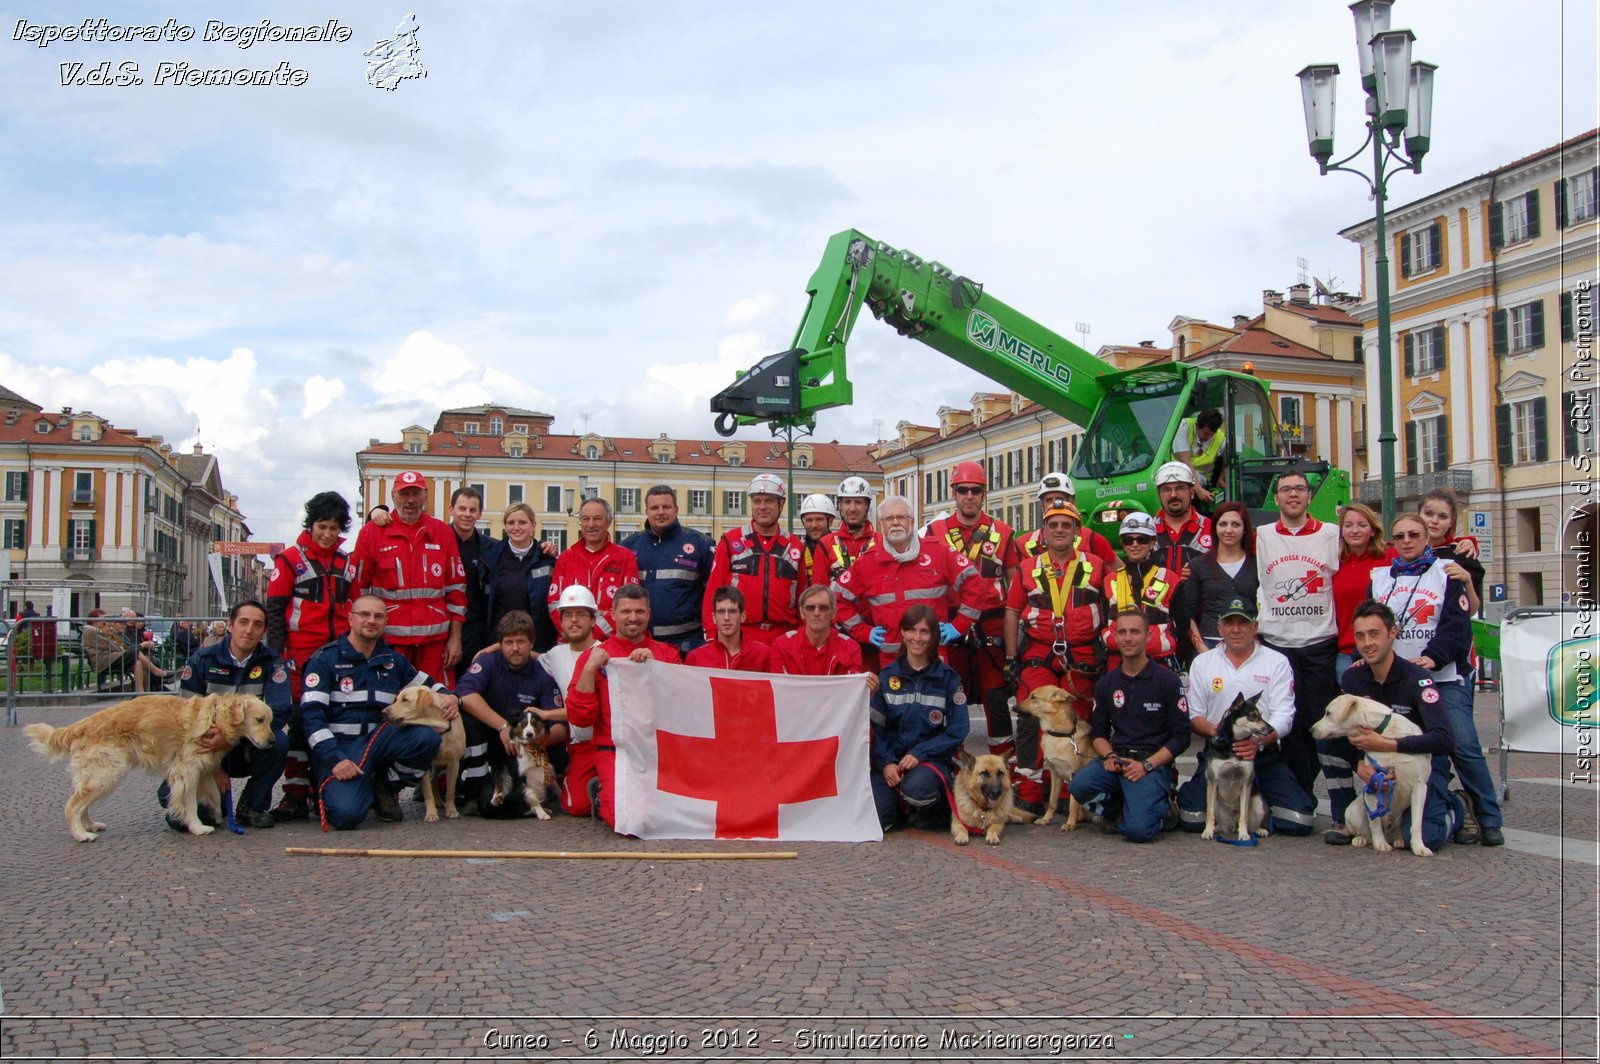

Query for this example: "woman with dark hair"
[479,502,559,653]
[1332,502,1390,674]
[868,603,969,833]
[1176,501,1257,653]
[264,490,358,821]
[1419,487,1484,612]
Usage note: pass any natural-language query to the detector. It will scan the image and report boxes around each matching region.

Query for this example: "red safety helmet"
[951,460,986,487]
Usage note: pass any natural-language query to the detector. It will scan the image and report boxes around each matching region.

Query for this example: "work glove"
[868,626,888,648]
[1004,657,1023,693]
[939,622,962,645]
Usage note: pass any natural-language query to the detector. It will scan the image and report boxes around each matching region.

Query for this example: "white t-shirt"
[1186,642,1297,738]
[1255,519,1340,647]
[539,643,594,743]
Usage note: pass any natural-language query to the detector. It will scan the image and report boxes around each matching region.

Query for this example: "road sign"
[1490,583,1507,602]
[1470,510,1493,562]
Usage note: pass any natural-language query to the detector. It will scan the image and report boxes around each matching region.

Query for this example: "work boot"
[246,810,276,830]
[1481,827,1505,847]
[1324,829,1355,846]
[373,781,404,823]
[587,777,603,821]
[1451,788,1481,846]
[271,796,309,822]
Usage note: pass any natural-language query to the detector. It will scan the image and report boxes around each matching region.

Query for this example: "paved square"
[2,693,1595,1061]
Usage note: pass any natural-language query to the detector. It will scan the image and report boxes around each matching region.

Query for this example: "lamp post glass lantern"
[1296,0,1436,530]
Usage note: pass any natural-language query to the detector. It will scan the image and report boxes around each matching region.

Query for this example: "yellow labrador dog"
[1312,694,1434,856]
[27,694,275,842]
[1016,685,1096,831]
[384,686,461,822]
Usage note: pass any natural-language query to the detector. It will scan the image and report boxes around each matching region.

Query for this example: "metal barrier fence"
[4,614,228,726]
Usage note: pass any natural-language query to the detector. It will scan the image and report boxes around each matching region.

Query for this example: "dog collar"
[1044,728,1079,737]
[1375,713,1394,735]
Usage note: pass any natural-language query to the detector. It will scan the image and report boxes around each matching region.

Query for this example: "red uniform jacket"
[1007,549,1111,670]
[833,535,998,657]
[1154,510,1214,576]
[685,639,778,673]
[811,522,877,587]
[926,513,1020,630]
[1104,560,1181,660]
[265,531,357,667]
[705,524,805,640]
[772,629,866,676]
[547,539,640,639]
[565,633,683,748]
[351,514,466,645]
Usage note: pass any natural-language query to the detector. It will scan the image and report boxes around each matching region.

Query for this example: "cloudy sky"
[1,0,1594,543]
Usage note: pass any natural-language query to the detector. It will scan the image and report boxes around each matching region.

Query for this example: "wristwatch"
[1141,759,1155,773]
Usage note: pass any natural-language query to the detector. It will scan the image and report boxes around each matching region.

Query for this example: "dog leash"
[222,791,245,835]
[914,761,985,836]
[318,722,391,833]
[1362,758,1394,819]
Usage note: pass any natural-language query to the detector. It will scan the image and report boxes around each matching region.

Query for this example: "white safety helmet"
[799,493,838,518]
[1119,512,1159,539]
[1036,472,1075,499]
[747,473,785,498]
[837,476,873,499]
[555,586,599,615]
[1155,461,1196,486]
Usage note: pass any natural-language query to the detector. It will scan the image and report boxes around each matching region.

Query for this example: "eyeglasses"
[1393,530,1426,541]
[350,610,386,619]
[1276,485,1309,495]
[953,486,984,496]
[1120,536,1152,545]
[801,604,833,613]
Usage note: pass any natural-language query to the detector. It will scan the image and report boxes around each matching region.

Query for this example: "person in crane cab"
[1173,408,1225,507]
[813,477,877,586]
[1105,512,1184,672]
[1004,501,1113,814]
[796,493,837,587]
[1152,462,1213,582]
[704,474,805,644]
[1016,473,1120,569]
[925,462,1021,764]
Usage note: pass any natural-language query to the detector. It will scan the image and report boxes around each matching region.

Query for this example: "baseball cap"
[1042,502,1082,525]
[394,470,429,492]
[1119,512,1159,538]
[1219,596,1257,621]
[747,473,785,498]
[1155,461,1195,486]
[556,586,599,614]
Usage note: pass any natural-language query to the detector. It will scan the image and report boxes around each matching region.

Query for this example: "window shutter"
[1492,309,1508,355]
[1565,391,1579,460]
[1489,202,1504,248]
[89,518,98,548]
[1400,233,1413,277]
[1532,397,1549,462]
[1405,420,1418,475]
[1556,178,1569,229]
[1525,191,1541,239]
[1530,300,1546,349]
[1439,414,1450,467]
[1433,325,1447,371]
[1563,292,1575,342]
[1429,222,1442,268]
[1495,403,1512,466]
[1403,332,1416,376]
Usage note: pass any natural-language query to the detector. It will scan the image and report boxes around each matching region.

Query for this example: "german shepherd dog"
[1016,685,1095,831]
[950,749,1021,846]
[481,710,557,820]
[1202,693,1273,842]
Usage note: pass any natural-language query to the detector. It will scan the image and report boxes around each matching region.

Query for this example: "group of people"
[156,458,1503,850]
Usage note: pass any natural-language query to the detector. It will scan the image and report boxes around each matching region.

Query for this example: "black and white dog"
[1201,693,1274,842]
[478,709,557,820]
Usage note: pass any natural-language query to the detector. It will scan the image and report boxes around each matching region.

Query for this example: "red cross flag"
[607,661,881,841]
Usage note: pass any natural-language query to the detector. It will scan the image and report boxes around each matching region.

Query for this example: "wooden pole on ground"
[285,846,796,860]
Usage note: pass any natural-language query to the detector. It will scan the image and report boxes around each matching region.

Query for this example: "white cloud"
[302,375,347,419]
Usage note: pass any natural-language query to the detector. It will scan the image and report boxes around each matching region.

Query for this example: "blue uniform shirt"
[454,649,561,724]
[622,520,714,642]
[299,635,449,774]
[1338,655,1455,757]
[1090,660,1189,762]
[179,636,293,729]
[869,657,970,771]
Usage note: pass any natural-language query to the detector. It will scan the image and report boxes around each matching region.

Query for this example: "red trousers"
[560,742,599,818]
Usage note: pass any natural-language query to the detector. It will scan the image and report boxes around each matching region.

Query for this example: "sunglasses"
[1394,530,1426,541]
[953,486,984,496]
[1120,535,1153,545]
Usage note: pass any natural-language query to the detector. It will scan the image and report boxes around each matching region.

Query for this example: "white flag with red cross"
[608,661,881,841]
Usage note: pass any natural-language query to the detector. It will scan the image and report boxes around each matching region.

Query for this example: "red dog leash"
[912,761,984,836]
[317,722,391,833]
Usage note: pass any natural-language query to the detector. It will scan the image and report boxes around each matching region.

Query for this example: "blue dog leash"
[222,790,245,835]
[1361,714,1398,820]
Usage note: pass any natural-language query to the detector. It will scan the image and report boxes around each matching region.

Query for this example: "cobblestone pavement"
[2,692,1595,1062]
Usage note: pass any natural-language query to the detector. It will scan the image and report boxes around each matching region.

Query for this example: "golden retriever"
[1016,685,1096,831]
[26,694,275,842]
[951,750,1021,846]
[383,686,461,822]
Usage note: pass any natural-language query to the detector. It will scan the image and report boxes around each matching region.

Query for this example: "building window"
[78,425,92,440]
[73,471,93,504]
[795,454,810,468]
[655,451,672,464]
[689,490,710,516]
[3,471,26,501]
[509,444,523,458]
[1516,506,1543,553]
[408,441,422,454]
[585,445,599,460]
[618,487,640,514]
[1279,395,1303,429]
[1491,190,1540,247]
[489,417,503,434]
[1566,389,1597,460]
[1405,324,1446,376]
[1401,221,1441,277]
[507,484,523,504]
[726,454,742,467]
[512,424,527,435]
[68,518,94,552]
[2,519,23,549]
[34,420,49,434]
[1519,571,1544,606]
[463,422,479,434]
[545,485,563,512]
[1494,300,1545,356]
[1497,396,1549,465]
[542,528,568,552]
[1406,415,1448,474]
[723,490,745,517]
[1558,167,1599,227]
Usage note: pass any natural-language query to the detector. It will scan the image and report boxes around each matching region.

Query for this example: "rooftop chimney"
[1233,314,1252,329]
[1263,289,1283,306]
[1288,282,1312,305]
[1138,340,1155,348]
[192,443,204,454]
